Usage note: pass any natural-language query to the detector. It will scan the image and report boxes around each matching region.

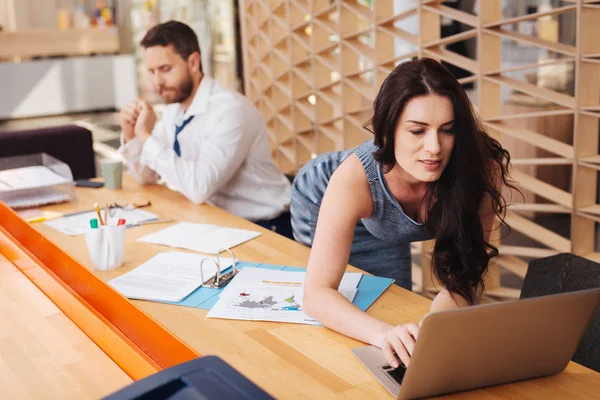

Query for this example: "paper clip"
[199,248,239,289]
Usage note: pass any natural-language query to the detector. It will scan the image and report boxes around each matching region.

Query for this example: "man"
[119,21,292,237]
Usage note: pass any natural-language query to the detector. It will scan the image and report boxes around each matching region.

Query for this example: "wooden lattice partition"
[240,0,600,298]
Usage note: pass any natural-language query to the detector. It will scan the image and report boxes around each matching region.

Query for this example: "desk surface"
[0,253,131,400]
[29,176,600,399]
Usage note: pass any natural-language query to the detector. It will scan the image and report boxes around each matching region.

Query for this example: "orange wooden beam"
[0,202,199,380]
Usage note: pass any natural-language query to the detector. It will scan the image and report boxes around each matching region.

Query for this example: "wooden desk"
[15,176,600,398]
[0,253,131,399]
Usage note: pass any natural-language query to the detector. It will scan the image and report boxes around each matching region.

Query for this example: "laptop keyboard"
[382,364,407,385]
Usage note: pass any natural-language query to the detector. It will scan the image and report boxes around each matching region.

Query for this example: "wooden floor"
[0,253,132,399]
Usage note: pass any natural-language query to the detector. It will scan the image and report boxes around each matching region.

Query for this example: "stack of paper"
[3,188,72,209]
[207,267,362,325]
[108,251,235,302]
[0,165,73,209]
[0,166,69,191]
[137,222,261,254]
[45,208,159,236]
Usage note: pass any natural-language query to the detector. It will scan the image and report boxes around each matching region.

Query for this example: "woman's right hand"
[379,323,421,368]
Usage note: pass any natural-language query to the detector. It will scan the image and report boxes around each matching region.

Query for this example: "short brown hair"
[140,20,202,72]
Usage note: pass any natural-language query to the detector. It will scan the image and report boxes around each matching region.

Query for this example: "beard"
[158,74,194,104]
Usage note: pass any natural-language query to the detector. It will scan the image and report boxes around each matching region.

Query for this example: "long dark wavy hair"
[366,58,514,304]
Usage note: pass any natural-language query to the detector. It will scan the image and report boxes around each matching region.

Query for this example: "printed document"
[207,267,362,325]
[109,251,235,302]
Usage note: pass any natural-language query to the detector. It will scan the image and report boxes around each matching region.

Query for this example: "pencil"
[104,202,108,225]
[94,202,105,226]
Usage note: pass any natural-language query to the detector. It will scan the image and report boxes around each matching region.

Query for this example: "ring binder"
[199,248,239,289]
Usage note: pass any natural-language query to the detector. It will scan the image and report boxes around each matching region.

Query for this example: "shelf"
[505,211,570,253]
[343,116,371,148]
[578,204,600,217]
[0,28,120,58]
[484,109,574,122]
[579,162,600,172]
[269,18,289,47]
[483,121,573,159]
[484,5,576,29]
[276,108,294,132]
[457,75,478,85]
[278,140,296,164]
[575,210,600,224]
[499,246,559,259]
[343,35,376,61]
[484,27,576,57]
[484,57,576,76]
[313,1,336,17]
[378,50,419,69]
[318,120,343,141]
[376,8,417,26]
[344,75,377,101]
[583,252,600,263]
[580,155,600,165]
[237,0,600,299]
[295,97,316,122]
[345,108,372,130]
[315,50,339,72]
[341,0,373,22]
[376,24,418,46]
[316,85,342,107]
[511,158,572,166]
[422,47,479,74]
[422,29,477,49]
[317,125,343,153]
[422,3,477,28]
[483,75,576,108]
[510,170,573,208]
[509,204,571,214]
[579,155,600,171]
[314,7,339,34]
[580,110,600,118]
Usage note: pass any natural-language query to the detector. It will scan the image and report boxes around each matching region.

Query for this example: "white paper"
[108,251,235,303]
[2,188,72,209]
[137,222,261,254]
[0,166,69,191]
[207,268,362,325]
[45,208,158,236]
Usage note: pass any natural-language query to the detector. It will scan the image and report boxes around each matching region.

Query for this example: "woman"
[290,58,513,368]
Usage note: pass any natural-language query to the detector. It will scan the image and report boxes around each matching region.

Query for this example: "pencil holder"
[85,224,126,270]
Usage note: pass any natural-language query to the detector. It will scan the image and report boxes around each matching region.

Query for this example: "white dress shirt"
[119,76,291,221]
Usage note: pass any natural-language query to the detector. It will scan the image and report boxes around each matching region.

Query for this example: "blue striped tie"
[173,115,195,157]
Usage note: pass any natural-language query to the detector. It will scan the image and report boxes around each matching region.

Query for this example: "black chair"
[520,253,600,372]
[0,124,96,179]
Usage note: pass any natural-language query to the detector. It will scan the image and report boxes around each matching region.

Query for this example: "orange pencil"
[94,202,105,226]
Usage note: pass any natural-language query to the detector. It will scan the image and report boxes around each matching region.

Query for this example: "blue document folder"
[156,261,394,312]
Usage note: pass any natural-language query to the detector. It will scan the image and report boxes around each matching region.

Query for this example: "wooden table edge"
[0,201,199,380]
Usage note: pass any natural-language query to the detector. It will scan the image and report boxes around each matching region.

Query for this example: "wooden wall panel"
[240,0,600,298]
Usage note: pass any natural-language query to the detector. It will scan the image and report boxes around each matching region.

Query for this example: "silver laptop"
[353,288,600,399]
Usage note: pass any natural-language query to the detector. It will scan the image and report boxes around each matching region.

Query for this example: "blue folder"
[157,261,394,312]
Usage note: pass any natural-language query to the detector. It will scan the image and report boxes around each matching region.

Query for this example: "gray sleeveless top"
[291,140,434,245]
